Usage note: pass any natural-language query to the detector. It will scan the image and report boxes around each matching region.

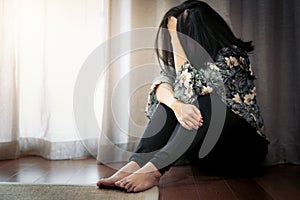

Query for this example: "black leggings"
[129,95,268,175]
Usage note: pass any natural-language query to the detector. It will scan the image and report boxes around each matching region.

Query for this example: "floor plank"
[33,160,86,184]
[225,178,273,200]
[0,158,39,182]
[67,161,123,185]
[254,165,300,200]
[159,165,200,200]
[191,166,237,200]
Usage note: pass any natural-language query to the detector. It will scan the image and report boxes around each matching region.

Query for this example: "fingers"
[192,106,203,122]
[168,16,177,22]
[186,116,201,129]
[174,102,204,130]
[189,111,203,124]
[180,119,201,130]
[179,120,193,130]
[167,16,177,31]
[185,106,203,129]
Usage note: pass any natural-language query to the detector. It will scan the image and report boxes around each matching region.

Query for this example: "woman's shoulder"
[216,46,249,59]
[214,46,251,68]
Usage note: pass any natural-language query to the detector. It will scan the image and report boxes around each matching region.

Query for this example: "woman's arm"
[155,16,203,130]
[156,83,203,130]
[156,83,177,109]
[167,16,188,72]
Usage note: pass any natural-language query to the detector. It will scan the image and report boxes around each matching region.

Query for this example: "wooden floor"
[0,156,299,200]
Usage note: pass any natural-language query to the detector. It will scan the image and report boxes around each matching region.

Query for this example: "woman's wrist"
[170,98,181,111]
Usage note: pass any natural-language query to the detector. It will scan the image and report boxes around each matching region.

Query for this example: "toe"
[97,178,105,187]
[127,184,135,193]
[124,182,131,190]
[115,179,127,188]
[114,180,121,187]
[96,181,101,187]
[133,187,140,193]
[120,180,127,188]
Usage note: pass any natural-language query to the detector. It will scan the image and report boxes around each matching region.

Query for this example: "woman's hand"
[171,100,203,130]
[167,16,177,32]
[156,83,203,130]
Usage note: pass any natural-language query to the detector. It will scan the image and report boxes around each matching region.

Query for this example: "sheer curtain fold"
[0,0,20,159]
[0,0,105,160]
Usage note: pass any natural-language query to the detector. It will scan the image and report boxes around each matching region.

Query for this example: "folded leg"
[129,102,178,167]
[131,94,212,174]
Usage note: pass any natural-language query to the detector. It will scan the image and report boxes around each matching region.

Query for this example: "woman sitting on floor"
[97,0,269,193]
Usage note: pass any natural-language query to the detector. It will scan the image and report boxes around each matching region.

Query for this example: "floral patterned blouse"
[145,46,267,139]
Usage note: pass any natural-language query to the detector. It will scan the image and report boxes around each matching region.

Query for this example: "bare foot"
[115,162,162,193]
[97,161,140,188]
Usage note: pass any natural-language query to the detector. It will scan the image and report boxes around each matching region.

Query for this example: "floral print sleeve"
[174,61,217,104]
[145,68,176,119]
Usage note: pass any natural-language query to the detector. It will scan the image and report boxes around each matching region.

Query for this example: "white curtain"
[0,0,106,160]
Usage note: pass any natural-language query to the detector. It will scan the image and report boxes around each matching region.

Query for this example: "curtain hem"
[0,138,98,160]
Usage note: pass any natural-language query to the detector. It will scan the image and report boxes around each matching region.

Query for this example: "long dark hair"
[155,0,254,72]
